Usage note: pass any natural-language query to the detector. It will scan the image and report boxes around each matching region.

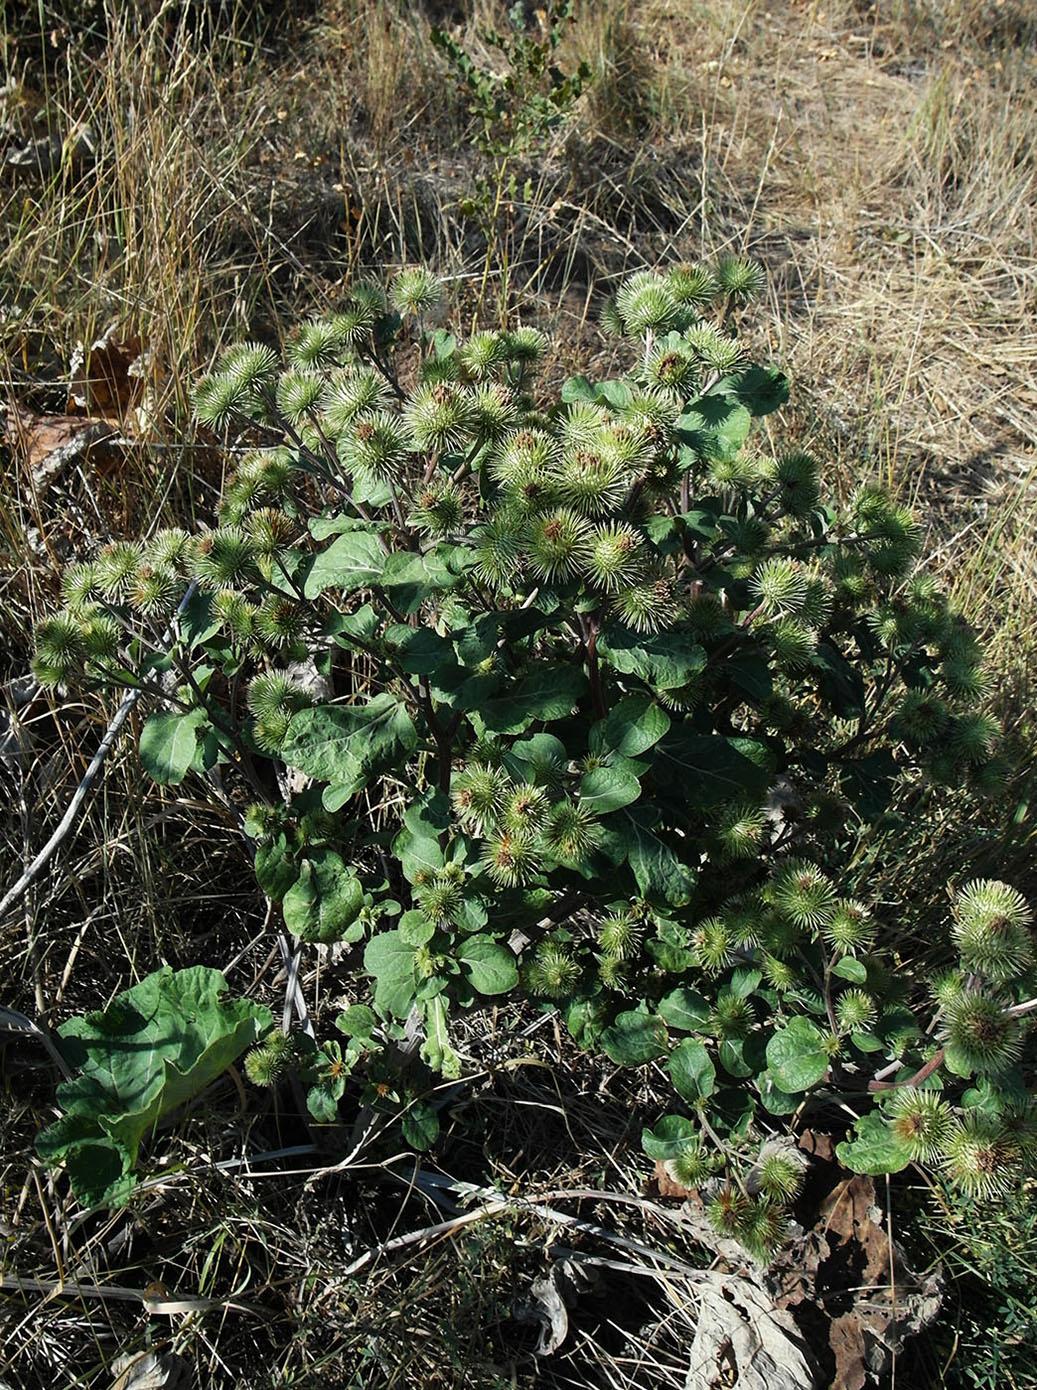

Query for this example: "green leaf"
[652,731,770,809]
[765,1017,830,1093]
[254,834,297,901]
[561,375,597,403]
[831,956,868,984]
[39,967,271,1207]
[719,1038,753,1079]
[281,696,417,796]
[420,995,461,1079]
[579,760,642,814]
[757,1070,801,1115]
[716,365,789,417]
[597,628,706,691]
[590,693,671,757]
[304,530,386,597]
[402,1099,441,1151]
[394,828,445,886]
[336,1005,378,1041]
[363,931,418,1018]
[658,986,710,1032]
[600,1010,668,1066]
[457,936,518,996]
[384,624,456,675]
[641,1114,698,1160]
[668,1038,716,1103]
[567,997,609,1050]
[282,850,365,943]
[610,807,696,907]
[479,665,588,734]
[836,1113,913,1176]
[138,709,208,786]
[380,549,459,612]
[676,391,752,463]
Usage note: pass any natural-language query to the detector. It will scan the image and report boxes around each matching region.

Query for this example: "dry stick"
[0,582,199,925]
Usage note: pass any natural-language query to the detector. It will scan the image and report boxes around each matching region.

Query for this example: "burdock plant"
[33,261,1037,1243]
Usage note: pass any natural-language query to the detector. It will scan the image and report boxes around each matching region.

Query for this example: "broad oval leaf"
[765,1017,830,1093]
[836,1113,913,1176]
[304,530,386,597]
[457,936,519,996]
[139,709,208,786]
[668,1038,716,1103]
[600,1010,669,1066]
[642,1114,698,1160]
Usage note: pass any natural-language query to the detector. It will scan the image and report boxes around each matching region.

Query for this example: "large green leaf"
[457,936,519,995]
[641,1114,698,1160]
[600,1010,669,1066]
[658,986,710,1032]
[579,759,643,814]
[281,695,417,799]
[606,807,696,906]
[364,931,418,1018]
[765,1017,830,1093]
[590,693,670,757]
[37,968,271,1207]
[668,1038,716,1103]
[139,709,209,786]
[715,366,789,417]
[676,391,752,463]
[836,1113,913,1176]
[652,730,770,808]
[597,628,706,691]
[282,850,366,943]
[304,530,386,597]
[478,665,588,734]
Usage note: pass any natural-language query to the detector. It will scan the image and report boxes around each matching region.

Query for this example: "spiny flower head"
[613,272,680,336]
[525,937,581,998]
[663,1141,714,1190]
[555,447,629,518]
[750,1143,806,1202]
[190,528,258,588]
[452,762,510,836]
[941,1113,1021,1199]
[578,522,647,593]
[772,860,837,930]
[406,382,477,453]
[94,541,142,598]
[666,262,718,306]
[339,410,409,482]
[389,267,445,319]
[835,988,877,1033]
[774,451,821,517]
[715,255,765,303]
[320,368,394,433]
[942,989,1022,1075]
[287,317,352,369]
[951,879,1033,984]
[596,914,643,961]
[543,800,600,864]
[886,1088,954,1162]
[524,507,590,580]
[822,900,872,956]
[610,573,681,634]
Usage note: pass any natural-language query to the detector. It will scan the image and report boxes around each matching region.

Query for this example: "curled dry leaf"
[110,1351,191,1390]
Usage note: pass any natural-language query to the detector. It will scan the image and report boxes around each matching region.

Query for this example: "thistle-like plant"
[33,262,1036,1242]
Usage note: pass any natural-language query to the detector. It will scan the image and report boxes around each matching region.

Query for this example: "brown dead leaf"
[819,1175,888,1285]
[68,328,146,420]
[5,407,121,486]
[651,1158,697,1200]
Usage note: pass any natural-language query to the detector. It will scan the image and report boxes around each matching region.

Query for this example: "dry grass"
[1,0,1036,1385]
